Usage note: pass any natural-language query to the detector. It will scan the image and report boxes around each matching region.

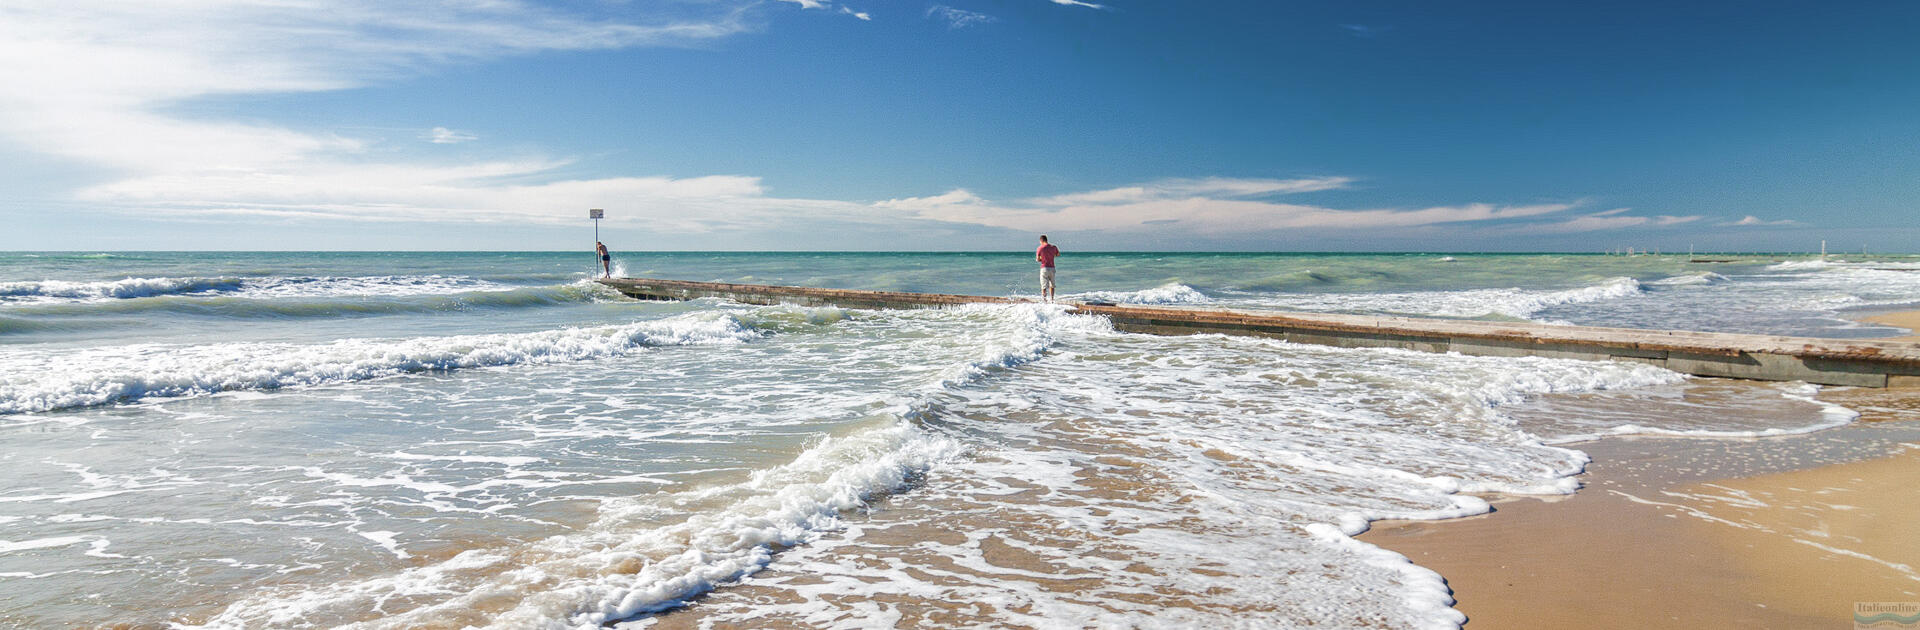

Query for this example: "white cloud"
[1729,215,1800,226]
[874,189,989,211]
[0,0,768,228]
[427,127,478,144]
[929,6,997,28]
[76,163,882,232]
[0,2,750,171]
[1049,0,1107,9]
[775,0,872,20]
[873,178,1588,235]
[1509,209,1703,234]
[1024,176,1351,206]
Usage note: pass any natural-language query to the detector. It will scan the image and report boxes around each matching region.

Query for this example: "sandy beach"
[1367,385,1920,628]
[1860,309,1920,341]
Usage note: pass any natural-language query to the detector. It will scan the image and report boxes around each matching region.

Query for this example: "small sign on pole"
[589,209,604,220]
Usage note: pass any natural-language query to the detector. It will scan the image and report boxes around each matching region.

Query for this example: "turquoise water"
[0,251,1912,628]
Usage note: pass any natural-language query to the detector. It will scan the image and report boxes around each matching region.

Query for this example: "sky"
[1,0,1915,252]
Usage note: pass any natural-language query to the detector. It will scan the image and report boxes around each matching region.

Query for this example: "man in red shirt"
[1035,235,1060,302]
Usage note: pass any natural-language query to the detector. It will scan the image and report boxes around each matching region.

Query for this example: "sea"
[2,251,1917,629]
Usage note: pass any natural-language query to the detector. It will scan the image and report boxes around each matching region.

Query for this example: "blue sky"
[1,0,1914,251]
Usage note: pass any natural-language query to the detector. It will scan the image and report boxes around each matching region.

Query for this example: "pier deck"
[598,277,1920,388]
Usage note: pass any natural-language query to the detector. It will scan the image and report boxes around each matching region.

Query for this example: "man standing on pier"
[1036,235,1060,302]
[596,241,612,278]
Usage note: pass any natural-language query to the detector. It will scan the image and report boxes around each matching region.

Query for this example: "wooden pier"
[599,277,1920,388]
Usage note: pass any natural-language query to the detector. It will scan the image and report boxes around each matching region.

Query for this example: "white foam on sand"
[185,304,1102,629]
[81,303,1861,630]
[188,395,965,630]
[564,330,1698,629]
[1536,382,1859,444]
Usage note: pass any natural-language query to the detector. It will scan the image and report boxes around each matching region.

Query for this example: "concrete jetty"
[598,277,1920,388]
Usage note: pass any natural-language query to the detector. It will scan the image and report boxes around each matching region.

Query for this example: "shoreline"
[1364,386,1920,628]
[1858,309,1920,341]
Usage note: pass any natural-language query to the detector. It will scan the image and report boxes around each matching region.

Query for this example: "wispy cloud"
[1023,176,1351,206]
[776,0,873,20]
[874,189,988,211]
[0,0,766,230]
[929,6,997,28]
[427,127,478,144]
[1049,0,1107,9]
[1506,208,1703,234]
[76,162,887,232]
[1727,215,1800,226]
[875,177,1609,236]
[0,1,754,170]
[1340,24,1391,38]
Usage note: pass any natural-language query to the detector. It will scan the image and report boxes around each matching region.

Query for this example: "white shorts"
[1040,267,1056,287]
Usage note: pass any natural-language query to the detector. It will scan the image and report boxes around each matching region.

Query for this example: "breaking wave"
[0,312,763,415]
[1,281,621,321]
[0,274,513,304]
[1067,283,1211,305]
[1250,276,1645,320]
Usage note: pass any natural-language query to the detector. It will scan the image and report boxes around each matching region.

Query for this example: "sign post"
[590,208,606,276]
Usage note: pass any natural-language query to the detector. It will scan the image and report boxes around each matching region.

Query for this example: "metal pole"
[589,208,605,275]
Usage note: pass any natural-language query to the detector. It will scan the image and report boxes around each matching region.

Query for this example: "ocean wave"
[507,421,964,627]
[932,303,1114,387]
[1233,267,1400,292]
[1647,272,1729,287]
[184,302,1108,628]
[1249,276,1644,320]
[0,276,245,300]
[191,419,964,629]
[241,275,510,298]
[0,274,512,304]
[1,281,622,320]
[0,312,763,415]
[1765,260,1833,271]
[0,314,57,335]
[1067,283,1211,305]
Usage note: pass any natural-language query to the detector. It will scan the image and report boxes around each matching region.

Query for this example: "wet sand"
[1860,309,1920,341]
[1366,386,1920,629]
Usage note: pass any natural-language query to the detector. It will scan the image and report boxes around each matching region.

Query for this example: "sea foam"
[0,274,513,304]
[0,276,245,300]
[0,280,620,321]
[0,312,762,415]
[181,304,1107,628]
[1065,283,1211,305]
[1247,276,1644,320]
